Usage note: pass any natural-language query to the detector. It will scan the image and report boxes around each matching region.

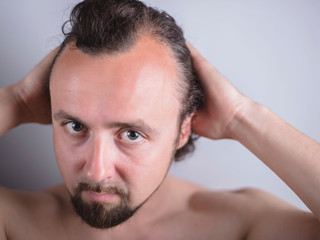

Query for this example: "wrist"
[0,84,27,135]
[10,81,33,124]
[226,97,267,141]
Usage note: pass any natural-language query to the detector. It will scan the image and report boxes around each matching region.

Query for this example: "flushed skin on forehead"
[50,36,192,215]
[51,37,181,117]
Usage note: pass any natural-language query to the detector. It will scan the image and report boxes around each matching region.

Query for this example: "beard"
[70,182,141,229]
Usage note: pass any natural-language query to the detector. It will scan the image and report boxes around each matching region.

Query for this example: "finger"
[186,41,220,80]
[186,41,210,72]
[187,42,235,94]
[39,46,60,69]
[191,109,208,137]
[186,41,201,60]
[25,46,60,85]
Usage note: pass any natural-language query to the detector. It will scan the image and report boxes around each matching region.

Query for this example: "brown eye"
[72,122,83,132]
[127,131,139,140]
[120,130,144,143]
[66,121,85,133]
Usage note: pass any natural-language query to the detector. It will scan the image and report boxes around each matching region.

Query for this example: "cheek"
[53,126,83,189]
[123,130,177,203]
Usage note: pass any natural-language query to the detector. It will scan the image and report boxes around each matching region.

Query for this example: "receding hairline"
[49,32,179,81]
[48,34,186,106]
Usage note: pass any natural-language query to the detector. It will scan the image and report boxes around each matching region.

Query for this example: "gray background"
[1,0,319,211]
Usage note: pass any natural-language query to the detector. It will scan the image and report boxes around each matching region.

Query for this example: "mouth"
[84,191,118,202]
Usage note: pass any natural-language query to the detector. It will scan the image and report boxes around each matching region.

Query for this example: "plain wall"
[1,0,319,212]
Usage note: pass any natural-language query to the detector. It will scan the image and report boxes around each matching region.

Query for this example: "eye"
[65,121,85,134]
[120,130,144,143]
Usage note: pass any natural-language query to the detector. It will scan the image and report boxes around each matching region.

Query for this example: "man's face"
[50,37,187,228]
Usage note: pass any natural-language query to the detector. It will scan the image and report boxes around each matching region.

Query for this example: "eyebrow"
[107,120,160,136]
[53,110,84,124]
[53,110,160,135]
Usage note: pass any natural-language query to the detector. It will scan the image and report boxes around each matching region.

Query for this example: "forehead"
[50,36,181,126]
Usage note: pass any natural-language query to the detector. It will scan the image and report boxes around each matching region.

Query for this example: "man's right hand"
[0,47,58,135]
[15,47,59,124]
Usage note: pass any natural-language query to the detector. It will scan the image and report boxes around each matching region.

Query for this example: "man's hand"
[187,43,249,140]
[15,47,59,124]
[0,47,58,135]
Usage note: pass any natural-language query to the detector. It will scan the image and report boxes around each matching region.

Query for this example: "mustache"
[76,182,127,196]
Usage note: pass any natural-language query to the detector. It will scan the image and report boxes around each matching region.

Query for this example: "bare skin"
[1,177,318,240]
[1,38,320,240]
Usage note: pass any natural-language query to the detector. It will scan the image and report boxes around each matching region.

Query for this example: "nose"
[83,136,117,182]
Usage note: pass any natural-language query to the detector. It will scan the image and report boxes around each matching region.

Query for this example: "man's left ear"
[177,112,195,149]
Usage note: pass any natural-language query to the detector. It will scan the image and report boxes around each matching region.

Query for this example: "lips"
[85,190,118,202]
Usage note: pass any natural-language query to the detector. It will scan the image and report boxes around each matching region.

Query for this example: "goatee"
[70,182,138,229]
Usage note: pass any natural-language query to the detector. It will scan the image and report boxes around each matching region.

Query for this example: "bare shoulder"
[0,185,67,240]
[0,187,10,239]
[160,177,256,238]
[0,185,65,213]
[193,186,320,240]
[194,187,320,239]
[166,177,320,239]
[239,188,320,240]
[169,177,261,215]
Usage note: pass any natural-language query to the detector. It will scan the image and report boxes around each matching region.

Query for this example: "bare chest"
[9,211,245,240]
[137,211,245,240]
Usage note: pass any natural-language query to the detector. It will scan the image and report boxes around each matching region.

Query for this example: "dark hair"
[49,0,204,161]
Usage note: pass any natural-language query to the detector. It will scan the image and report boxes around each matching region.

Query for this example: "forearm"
[230,99,320,218]
[0,84,27,135]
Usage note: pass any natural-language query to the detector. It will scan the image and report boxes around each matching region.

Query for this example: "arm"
[230,98,320,218]
[188,43,320,234]
[0,48,58,135]
[0,48,59,239]
[0,84,23,135]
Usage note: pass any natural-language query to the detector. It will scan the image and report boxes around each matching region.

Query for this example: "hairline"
[48,35,190,124]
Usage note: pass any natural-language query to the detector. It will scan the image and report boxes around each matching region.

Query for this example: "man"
[1,0,320,239]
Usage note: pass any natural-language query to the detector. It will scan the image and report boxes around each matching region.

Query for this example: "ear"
[177,112,195,149]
